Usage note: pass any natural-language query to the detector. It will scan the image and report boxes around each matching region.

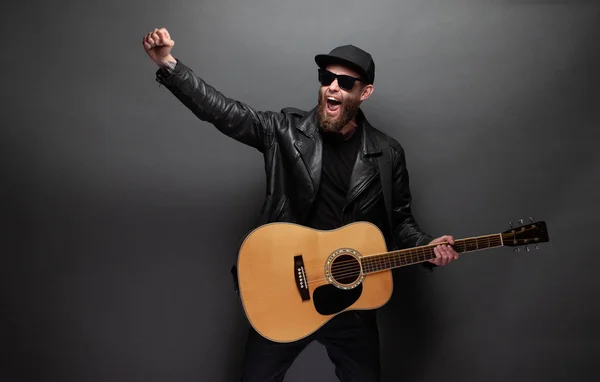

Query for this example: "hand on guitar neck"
[428,235,460,266]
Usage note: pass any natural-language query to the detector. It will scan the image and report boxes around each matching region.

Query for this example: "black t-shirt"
[306,127,362,230]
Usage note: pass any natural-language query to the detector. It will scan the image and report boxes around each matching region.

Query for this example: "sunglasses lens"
[319,70,335,86]
[337,76,355,90]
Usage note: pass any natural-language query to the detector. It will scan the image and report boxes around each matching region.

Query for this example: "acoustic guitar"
[236,219,549,343]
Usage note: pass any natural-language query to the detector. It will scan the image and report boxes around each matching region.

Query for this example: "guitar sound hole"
[331,254,361,285]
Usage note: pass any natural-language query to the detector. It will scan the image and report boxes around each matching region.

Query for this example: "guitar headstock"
[502,218,549,251]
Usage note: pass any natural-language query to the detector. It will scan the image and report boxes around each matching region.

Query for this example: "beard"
[316,89,361,134]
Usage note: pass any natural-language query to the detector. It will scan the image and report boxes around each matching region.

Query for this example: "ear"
[359,84,374,101]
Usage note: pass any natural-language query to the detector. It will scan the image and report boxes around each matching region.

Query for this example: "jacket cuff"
[155,58,182,85]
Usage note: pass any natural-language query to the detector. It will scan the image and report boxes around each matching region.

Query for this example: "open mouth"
[326,96,342,114]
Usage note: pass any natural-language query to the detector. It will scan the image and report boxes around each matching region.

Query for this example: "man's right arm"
[143,28,281,153]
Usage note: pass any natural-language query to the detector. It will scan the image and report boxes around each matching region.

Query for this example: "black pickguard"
[313,284,363,315]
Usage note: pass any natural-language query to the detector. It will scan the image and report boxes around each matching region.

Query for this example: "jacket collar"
[295,107,318,137]
[355,109,383,157]
[296,107,383,157]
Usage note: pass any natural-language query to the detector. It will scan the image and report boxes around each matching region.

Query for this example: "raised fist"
[143,28,175,66]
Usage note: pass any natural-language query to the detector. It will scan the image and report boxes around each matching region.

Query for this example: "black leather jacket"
[156,60,434,256]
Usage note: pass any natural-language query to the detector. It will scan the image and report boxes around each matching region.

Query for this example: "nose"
[328,78,340,92]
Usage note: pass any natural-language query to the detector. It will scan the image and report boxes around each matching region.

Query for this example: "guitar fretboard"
[361,234,503,273]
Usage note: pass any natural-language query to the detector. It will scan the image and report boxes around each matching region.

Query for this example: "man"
[143,27,459,382]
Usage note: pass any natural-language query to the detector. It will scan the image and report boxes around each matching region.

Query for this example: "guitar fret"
[362,234,508,275]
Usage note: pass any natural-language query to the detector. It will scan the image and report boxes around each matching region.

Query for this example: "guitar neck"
[361,233,503,274]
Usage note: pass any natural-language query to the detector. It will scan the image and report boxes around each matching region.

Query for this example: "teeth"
[327,97,339,101]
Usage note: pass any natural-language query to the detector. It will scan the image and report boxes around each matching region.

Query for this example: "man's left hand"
[428,235,459,266]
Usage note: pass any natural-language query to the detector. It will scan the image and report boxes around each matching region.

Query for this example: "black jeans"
[239,310,381,382]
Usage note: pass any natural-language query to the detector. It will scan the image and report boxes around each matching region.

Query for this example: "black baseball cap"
[315,45,375,85]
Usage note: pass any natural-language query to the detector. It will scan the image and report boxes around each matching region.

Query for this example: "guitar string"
[240,234,528,294]
[310,238,505,278]
[237,239,505,293]
[240,231,515,288]
[283,238,506,286]
[237,245,481,296]
[331,240,503,270]
[306,241,505,284]
[238,249,500,296]
[304,236,504,270]
[307,244,504,285]
[246,235,506,286]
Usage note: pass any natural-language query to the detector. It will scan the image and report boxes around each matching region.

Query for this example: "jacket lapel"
[294,108,322,207]
[346,111,382,204]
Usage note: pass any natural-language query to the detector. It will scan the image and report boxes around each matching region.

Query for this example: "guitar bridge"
[294,255,310,301]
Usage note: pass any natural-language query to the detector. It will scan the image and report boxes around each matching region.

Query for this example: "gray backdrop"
[2,1,599,381]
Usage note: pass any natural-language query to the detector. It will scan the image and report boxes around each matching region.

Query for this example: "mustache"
[320,91,344,102]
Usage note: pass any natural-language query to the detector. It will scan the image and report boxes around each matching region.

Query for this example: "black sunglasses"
[318,69,363,91]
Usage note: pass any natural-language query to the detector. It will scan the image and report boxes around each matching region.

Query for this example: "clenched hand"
[142,27,175,67]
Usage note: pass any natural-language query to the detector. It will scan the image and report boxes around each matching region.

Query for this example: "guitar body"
[236,218,551,343]
[237,221,392,343]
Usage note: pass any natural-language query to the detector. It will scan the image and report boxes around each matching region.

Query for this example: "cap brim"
[314,54,370,83]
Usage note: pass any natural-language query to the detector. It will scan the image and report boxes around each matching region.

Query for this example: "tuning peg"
[509,222,513,229]
[529,217,534,223]
[535,244,540,250]
[514,248,520,252]
[519,219,524,225]
[526,246,530,252]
